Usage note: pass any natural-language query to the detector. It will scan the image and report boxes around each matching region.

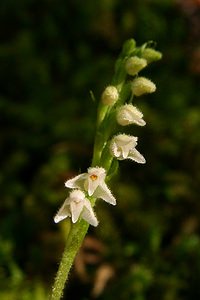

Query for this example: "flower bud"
[131,77,156,96]
[141,48,162,63]
[121,39,136,56]
[101,86,119,105]
[125,56,147,76]
[116,104,146,126]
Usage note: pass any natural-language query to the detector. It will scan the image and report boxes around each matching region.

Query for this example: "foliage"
[0,0,200,299]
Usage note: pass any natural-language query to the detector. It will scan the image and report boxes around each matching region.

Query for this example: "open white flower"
[110,134,146,164]
[116,104,146,126]
[65,167,116,205]
[54,189,98,226]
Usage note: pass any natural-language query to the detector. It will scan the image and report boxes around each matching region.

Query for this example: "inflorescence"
[54,39,162,227]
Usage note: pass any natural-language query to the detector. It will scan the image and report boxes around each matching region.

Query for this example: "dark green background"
[1,0,200,299]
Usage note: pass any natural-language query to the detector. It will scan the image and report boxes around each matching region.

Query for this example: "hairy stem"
[50,220,89,300]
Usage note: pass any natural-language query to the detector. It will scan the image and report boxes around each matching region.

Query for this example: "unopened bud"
[131,77,156,96]
[141,48,162,63]
[101,86,119,105]
[122,39,136,56]
[125,56,147,76]
[116,104,146,126]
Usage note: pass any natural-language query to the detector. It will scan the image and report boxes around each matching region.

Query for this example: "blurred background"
[0,0,200,299]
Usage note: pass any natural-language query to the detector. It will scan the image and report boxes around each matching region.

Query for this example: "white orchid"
[110,134,146,163]
[54,189,98,226]
[116,104,146,126]
[65,167,116,205]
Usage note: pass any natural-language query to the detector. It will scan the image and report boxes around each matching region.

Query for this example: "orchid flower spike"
[65,167,116,205]
[54,189,98,226]
[110,134,146,164]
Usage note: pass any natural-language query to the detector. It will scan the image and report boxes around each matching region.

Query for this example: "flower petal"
[70,201,84,223]
[134,118,146,126]
[94,182,116,205]
[82,199,98,226]
[121,144,130,159]
[54,199,71,223]
[111,141,121,158]
[128,148,146,164]
[87,176,99,196]
[65,173,87,190]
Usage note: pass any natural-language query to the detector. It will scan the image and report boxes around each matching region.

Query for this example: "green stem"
[50,39,135,300]
[91,131,105,167]
[50,220,89,300]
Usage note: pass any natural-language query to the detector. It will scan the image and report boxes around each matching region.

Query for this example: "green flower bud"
[121,39,136,56]
[101,86,119,105]
[131,77,156,96]
[125,56,147,76]
[141,48,162,63]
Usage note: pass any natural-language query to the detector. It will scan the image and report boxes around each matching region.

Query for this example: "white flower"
[65,167,116,205]
[110,134,146,164]
[54,189,98,226]
[116,104,146,126]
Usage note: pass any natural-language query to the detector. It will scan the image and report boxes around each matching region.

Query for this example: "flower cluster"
[54,39,161,227]
[54,167,116,226]
[105,43,159,165]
